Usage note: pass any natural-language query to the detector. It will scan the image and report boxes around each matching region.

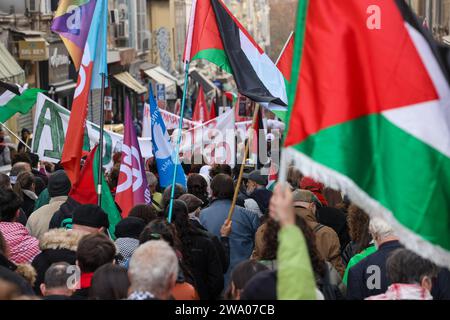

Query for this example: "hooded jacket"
[295,207,345,276]
[31,228,84,295]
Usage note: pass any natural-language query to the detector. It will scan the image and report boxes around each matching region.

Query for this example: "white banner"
[31,94,152,170]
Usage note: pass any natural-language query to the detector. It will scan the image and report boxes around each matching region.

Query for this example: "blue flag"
[149,85,187,188]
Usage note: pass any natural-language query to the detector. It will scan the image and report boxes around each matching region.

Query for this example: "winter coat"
[343,243,377,285]
[0,222,40,264]
[432,268,450,300]
[26,196,68,241]
[34,188,50,211]
[31,228,83,295]
[295,207,345,276]
[200,199,260,284]
[346,240,402,300]
[20,190,37,219]
[48,196,81,229]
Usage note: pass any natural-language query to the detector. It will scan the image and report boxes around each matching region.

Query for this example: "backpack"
[317,263,345,300]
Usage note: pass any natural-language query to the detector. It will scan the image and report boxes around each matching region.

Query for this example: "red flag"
[209,96,217,120]
[69,145,98,205]
[192,86,208,123]
[276,32,294,82]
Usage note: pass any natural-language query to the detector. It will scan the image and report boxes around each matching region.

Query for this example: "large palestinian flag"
[284,0,450,266]
[184,0,288,108]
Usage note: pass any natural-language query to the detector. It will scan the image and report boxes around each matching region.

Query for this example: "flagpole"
[97,73,106,206]
[167,61,190,223]
[227,103,260,222]
[0,121,32,151]
[275,31,294,66]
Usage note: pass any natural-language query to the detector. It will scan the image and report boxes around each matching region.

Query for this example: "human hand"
[269,183,295,227]
[220,219,232,237]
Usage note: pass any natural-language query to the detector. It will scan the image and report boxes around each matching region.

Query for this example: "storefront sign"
[18,39,48,61]
[48,43,71,84]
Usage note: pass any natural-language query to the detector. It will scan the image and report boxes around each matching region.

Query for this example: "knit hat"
[178,194,203,213]
[72,204,109,229]
[114,217,146,239]
[48,170,71,197]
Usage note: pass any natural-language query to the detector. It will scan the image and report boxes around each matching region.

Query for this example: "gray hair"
[128,240,178,296]
[146,171,158,187]
[369,217,395,240]
[44,262,71,289]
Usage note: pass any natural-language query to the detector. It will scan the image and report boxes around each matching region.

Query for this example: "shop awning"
[51,80,77,93]
[144,67,177,88]
[113,72,147,95]
[0,42,25,84]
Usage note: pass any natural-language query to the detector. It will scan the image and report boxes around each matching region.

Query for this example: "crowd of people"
[0,141,449,300]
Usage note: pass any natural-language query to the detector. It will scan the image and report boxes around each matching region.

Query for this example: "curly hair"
[260,216,326,278]
[347,204,372,253]
[187,174,209,205]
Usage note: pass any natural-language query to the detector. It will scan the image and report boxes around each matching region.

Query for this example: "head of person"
[128,240,179,300]
[89,264,130,300]
[210,173,234,200]
[347,204,372,252]
[225,260,268,300]
[369,217,397,248]
[287,166,303,189]
[291,189,319,217]
[0,173,11,191]
[72,204,110,234]
[387,248,438,292]
[209,164,232,179]
[28,153,39,169]
[9,162,31,185]
[244,170,268,195]
[114,217,146,240]
[21,128,31,141]
[76,233,116,274]
[128,204,158,224]
[187,174,208,203]
[139,218,176,247]
[0,189,22,222]
[162,184,186,210]
[11,153,32,168]
[300,177,328,206]
[40,262,74,297]
[146,171,158,194]
[47,170,71,198]
[107,165,120,192]
[178,193,203,217]
[13,171,35,195]
[164,200,191,238]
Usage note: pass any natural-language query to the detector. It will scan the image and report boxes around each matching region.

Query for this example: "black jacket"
[316,207,351,250]
[346,240,402,300]
[31,228,82,295]
[20,192,36,219]
[184,231,224,300]
[49,196,80,229]
[0,265,35,296]
[432,268,450,300]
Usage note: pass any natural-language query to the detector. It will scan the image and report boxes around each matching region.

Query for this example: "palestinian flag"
[184,0,288,107]
[0,84,43,122]
[69,145,122,239]
[284,0,450,266]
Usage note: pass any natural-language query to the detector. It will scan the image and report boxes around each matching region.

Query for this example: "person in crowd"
[114,216,146,267]
[300,176,328,206]
[323,188,343,208]
[346,217,402,300]
[241,169,272,217]
[200,174,259,285]
[0,190,40,264]
[139,218,199,300]
[106,164,120,198]
[73,233,116,299]
[71,204,110,235]
[316,205,350,253]
[146,171,163,212]
[11,152,32,170]
[0,128,11,165]
[209,164,232,178]
[179,193,231,274]
[13,171,37,218]
[127,240,179,300]
[187,173,209,207]
[17,128,31,153]
[26,170,71,240]
[28,153,48,187]
[169,200,224,300]
[162,183,186,211]
[342,205,377,284]
[89,264,130,300]
[0,172,11,190]
[291,189,345,276]
[366,248,438,300]
[286,166,302,190]
[39,262,74,300]
[224,260,268,300]
[31,227,84,295]
[128,204,158,224]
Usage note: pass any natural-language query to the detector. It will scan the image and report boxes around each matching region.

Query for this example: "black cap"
[114,217,146,239]
[243,170,268,186]
[48,170,71,197]
[72,204,109,229]
[241,270,277,300]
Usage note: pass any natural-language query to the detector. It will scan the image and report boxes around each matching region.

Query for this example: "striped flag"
[284,0,450,267]
[0,84,43,122]
[61,0,108,184]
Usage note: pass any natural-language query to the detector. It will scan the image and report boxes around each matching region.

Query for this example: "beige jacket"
[26,196,68,241]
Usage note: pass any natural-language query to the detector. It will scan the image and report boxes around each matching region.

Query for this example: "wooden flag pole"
[227,103,260,222]
[0,121,31,151]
